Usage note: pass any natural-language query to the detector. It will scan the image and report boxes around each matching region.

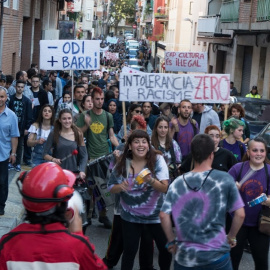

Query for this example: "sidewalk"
[0,166,30,238]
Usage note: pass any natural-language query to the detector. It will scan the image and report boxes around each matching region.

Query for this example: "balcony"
[154,7,169,22]
[197,15,232,45]
[220,0,240,23]
[257,0,270,21]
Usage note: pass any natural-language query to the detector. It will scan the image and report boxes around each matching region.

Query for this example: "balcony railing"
[257,0,270,21]
[198,16,220,36]
[220,0,240,22]
[154,12,168,19]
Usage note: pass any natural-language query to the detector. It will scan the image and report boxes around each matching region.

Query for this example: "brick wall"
[239,0,258,23]
[1,0,24,76]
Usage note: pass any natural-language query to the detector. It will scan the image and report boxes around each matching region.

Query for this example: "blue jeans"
[174,253,232,270]
[0,159,9,210]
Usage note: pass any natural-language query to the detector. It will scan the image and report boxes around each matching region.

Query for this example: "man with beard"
[69,84,86,117]
[77,87,119,229]
[170,99,199,159]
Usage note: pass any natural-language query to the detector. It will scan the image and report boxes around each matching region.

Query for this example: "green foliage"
[108,0,136,27]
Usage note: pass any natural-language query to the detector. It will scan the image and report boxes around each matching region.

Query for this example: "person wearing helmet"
[0,162,107,270]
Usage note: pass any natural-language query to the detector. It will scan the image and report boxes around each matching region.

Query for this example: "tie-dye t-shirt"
[161,169,244,267]
[108,155,169,224]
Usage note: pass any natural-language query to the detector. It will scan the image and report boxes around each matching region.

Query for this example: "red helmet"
[16,163,76,213]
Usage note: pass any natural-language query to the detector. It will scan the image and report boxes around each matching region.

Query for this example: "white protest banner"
[67,0,82,12]
[40,40,100,70]
[104,51,119,60]
[100,46,109,52]
[165,51,207,72]
[119,73,230,104]
[106,36,118,44]
[122,66,144,74]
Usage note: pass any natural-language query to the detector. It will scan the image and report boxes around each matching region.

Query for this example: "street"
[86,206,258,270]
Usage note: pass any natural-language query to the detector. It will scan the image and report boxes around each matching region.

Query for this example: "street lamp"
[184,18,193,52]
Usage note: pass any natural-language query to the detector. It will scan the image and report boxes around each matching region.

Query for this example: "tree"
[107,0,136,35]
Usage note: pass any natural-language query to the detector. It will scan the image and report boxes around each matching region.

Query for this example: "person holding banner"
[117,104,152,142]
[108,130,172,270]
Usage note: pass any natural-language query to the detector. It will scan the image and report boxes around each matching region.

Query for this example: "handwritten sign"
[165,51,207,72]
[67,0,82,12]
[40,40,100,70]
[122,66,144,74]
[119,73,230,103]
[106,36,118,44]
[104,51,119,60]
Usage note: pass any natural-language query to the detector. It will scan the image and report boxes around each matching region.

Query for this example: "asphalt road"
[86,206,258,270]
[6,168,264,269]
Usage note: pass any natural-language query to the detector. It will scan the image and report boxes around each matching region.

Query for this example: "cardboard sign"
[67,0,82,12]
[106,36,118,44]
[40,40,100,70]
[122,66,144,74]
[119,73,230,103]
[165,51,207,72]
[104,51,119,60]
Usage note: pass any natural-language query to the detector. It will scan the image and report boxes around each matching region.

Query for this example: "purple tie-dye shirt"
[108,155,169,223]
[161,169,244,267]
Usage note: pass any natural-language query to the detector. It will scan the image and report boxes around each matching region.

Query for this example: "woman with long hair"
[108,130,172,270]
[151,116,181,181]
[117,104,152,141]
[228,137,270,270]
[220,118,246,162]
[181,125,237,173]
[43,109,87,179]
[27,105,55,167]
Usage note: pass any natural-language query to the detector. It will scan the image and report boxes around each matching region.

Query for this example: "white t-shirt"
[28,125,51,140]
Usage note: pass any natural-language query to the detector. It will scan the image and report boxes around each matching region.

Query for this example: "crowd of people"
[0,52,269,269]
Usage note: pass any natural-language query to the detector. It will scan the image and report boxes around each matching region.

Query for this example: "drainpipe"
[249,0,254,31]
[0,1,4,70]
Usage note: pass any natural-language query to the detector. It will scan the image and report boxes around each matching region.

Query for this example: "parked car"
[127,48,139,59]
[230,96,270,138]
[254,123,270,158]
[128,58,141,66]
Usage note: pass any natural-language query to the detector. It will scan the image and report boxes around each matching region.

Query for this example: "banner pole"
[122,101,127,138]
[71,70,74,113]
[224,104,228,121]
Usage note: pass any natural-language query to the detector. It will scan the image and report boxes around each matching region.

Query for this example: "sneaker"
[15,164,21,172]
[8,163,14,170]
[99,216,112,229]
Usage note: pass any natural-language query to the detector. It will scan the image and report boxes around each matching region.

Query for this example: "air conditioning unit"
[42,30,60,40]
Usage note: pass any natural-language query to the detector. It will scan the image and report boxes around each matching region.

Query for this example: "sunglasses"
[134,110,142,114]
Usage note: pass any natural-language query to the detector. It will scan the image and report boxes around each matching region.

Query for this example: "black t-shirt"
[181,147,237,173]
[192,112,202,128]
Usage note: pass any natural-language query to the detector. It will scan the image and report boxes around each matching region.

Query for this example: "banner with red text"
[104,51,119,60]
[165,51,207,72]
[119,73,230,103]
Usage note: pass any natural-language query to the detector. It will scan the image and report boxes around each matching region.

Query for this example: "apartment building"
[198,0,270,98]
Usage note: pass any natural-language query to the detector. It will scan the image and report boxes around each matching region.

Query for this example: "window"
[86,9,92,21]
[13,0,19,10]
[3,0,10,8]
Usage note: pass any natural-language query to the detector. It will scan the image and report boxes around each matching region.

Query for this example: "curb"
[0,170,28,238]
